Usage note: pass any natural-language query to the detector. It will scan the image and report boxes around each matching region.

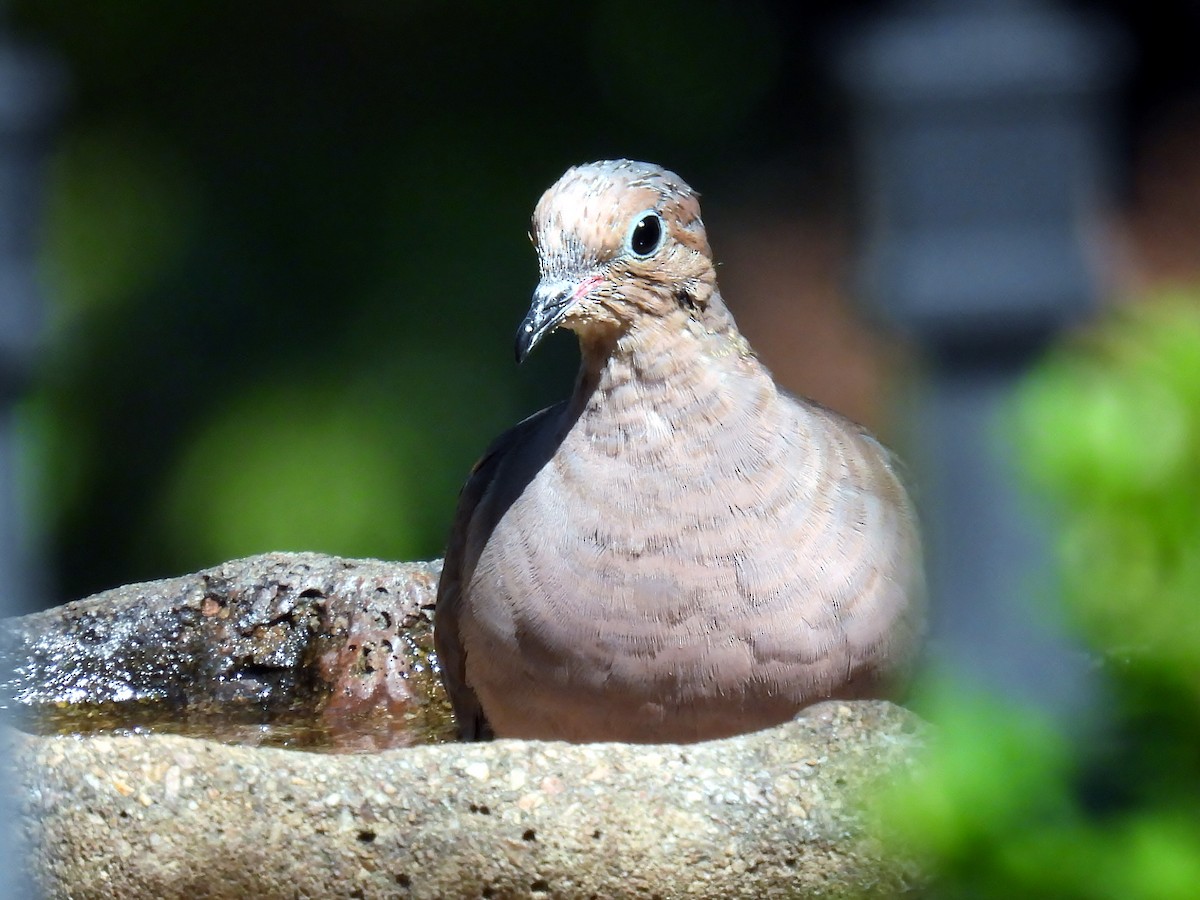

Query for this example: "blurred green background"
[14,1,1199,604]
[13,0,858,602]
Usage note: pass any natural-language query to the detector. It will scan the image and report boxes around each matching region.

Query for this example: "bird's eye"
[626,211,664,257]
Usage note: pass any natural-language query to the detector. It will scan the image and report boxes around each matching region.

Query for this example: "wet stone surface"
[0,553,455,751]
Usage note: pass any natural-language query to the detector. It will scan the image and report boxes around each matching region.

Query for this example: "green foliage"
[880,294,1200,898]
[158,379,420,565]
[882,687,1082,899]
[1018,296,1200,694]
[43,128,203,327]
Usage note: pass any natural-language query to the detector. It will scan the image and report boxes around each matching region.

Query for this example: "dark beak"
[515,277,588,364]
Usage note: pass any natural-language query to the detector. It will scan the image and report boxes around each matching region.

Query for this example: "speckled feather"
[435,160,924,743]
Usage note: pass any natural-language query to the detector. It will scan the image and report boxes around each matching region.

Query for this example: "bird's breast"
[473,395,783,659]
[460,371,922,741]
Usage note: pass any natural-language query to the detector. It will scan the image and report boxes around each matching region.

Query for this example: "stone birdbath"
[2,552,926,898]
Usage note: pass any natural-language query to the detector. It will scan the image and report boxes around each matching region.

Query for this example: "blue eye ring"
[625,209,665,258]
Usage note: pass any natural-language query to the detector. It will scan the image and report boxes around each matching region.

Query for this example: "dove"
[434,159,924,744]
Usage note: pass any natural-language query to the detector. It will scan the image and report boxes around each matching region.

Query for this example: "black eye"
[627,212,664,257]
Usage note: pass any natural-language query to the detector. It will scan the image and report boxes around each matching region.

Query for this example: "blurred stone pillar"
[0,25,63,900]
[840,0,1122,712]
[0,35,60,617]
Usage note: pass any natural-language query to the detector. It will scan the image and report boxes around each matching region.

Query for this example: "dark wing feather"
[434,403,563,740]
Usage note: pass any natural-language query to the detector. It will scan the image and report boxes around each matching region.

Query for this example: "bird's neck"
[569,295,770,426]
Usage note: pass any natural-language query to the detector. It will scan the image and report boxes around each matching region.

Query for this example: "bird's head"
[516,159,719,363]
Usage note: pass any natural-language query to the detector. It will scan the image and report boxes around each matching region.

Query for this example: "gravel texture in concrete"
[14,700,925,899]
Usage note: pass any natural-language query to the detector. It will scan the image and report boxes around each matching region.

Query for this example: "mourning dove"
[435,160,924,744]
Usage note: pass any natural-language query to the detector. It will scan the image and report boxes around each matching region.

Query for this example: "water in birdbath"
[13,694,457,753]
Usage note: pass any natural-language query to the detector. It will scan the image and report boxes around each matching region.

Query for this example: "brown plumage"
[435,160,924,744]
